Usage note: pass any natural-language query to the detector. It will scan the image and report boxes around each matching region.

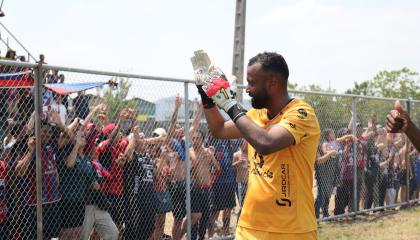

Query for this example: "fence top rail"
[288,89,420,102]
[0,59,419,103]
[0,59,195,84]
[237,84,419,102]
[0,59,38,68]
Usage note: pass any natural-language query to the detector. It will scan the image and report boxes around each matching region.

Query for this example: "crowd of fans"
[314,113,420,218]
[0,52,419,239]
[0,57,246,240]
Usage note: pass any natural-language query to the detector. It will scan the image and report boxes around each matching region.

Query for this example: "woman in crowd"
[334,129,356,215]
[315,128,353,218]
[15,111,63,240]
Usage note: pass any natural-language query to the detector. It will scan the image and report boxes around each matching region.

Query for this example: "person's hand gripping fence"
[191,50,246,122]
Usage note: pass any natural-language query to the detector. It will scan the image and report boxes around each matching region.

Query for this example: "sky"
[1,0,420,99]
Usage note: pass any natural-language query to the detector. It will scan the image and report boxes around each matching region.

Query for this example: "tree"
[294,85,353,130]
[288,82,298,90]
[346,67,420,99]
[345,68,420,127]
[97,77,136,122]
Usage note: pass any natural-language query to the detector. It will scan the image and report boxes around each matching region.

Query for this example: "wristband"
[227,104,247,122]
[197,85,215,109]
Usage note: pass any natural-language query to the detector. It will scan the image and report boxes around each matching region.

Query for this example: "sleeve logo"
[289,122,297,129]
[297,108,308,119]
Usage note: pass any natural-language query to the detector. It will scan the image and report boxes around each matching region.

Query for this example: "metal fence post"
[34,63,44,240]
[184,82,192,240]
[406,100,411,205]
[352,97,358,214]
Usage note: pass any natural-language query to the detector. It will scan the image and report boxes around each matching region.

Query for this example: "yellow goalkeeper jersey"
[238,98,320,233]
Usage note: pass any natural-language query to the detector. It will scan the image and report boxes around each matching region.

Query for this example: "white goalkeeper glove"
[191,50,246,122]
[191,49,211,85]
[203,65,237,112]
[191,50,215,108]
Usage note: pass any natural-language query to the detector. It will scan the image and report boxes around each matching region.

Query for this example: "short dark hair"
[248,52,289,79]
[321,128,334,142]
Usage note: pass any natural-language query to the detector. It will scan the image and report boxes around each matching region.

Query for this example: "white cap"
[152,128,167,137]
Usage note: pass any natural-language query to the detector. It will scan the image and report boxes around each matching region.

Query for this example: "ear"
[266,74,282,91]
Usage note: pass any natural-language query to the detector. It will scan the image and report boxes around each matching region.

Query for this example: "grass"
[318,206,420,240]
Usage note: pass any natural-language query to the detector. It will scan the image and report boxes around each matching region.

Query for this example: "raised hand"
[127,108,137,121]
[202,65,237,112]
[329,150,338,157]
[190,50,246,122]
[191,50,215,109]
[48,108,62,126]
[175,94,182,109]
[132,125,142,141]
[27,136,36,152]
[386,100,409,133]
[191,50,212,85]
[93,103,107,113]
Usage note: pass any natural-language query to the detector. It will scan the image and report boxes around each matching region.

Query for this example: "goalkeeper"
[191,51,320,240]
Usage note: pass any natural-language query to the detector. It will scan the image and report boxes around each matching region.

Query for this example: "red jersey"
[96,138,129,195]
[27,144,61,205]
[84,124,101,156]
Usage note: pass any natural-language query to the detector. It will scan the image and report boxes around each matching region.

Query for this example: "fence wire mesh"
[0,60,418,240]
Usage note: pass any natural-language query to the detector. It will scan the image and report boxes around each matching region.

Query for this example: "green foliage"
[99,78,136,122]
[288,82,298,89]
[299,84,336,93]
[346,67,420,99]
[345,81,372,96]
[344,68,419,127]
[295,85,351,130]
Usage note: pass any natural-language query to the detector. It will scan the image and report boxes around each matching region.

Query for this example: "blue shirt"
[172,138,186,161]
[207,139,240,183]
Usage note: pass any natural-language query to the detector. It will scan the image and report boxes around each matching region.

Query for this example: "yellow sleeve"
[278,105,316,145]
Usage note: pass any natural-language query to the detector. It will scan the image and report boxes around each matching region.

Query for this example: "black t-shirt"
[73,94,90,119]
[366,139,379,174]
[124,152,154,200]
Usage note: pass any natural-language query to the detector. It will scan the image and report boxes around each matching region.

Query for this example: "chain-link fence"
[0,59,418,240]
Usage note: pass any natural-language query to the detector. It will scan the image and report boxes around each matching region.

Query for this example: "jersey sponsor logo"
[297,108,307,119]
[250,151,273,179]
[253,151,265,168]
[276,164,292,207]
[276,198,291,207]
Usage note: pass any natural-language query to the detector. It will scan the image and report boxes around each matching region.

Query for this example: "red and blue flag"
[44,82,109,95]
[0,68,33,87]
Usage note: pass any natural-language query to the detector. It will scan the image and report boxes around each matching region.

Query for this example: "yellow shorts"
[235,226,317,240]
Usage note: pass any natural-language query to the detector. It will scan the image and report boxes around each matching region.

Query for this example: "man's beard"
[251,93,270,109]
